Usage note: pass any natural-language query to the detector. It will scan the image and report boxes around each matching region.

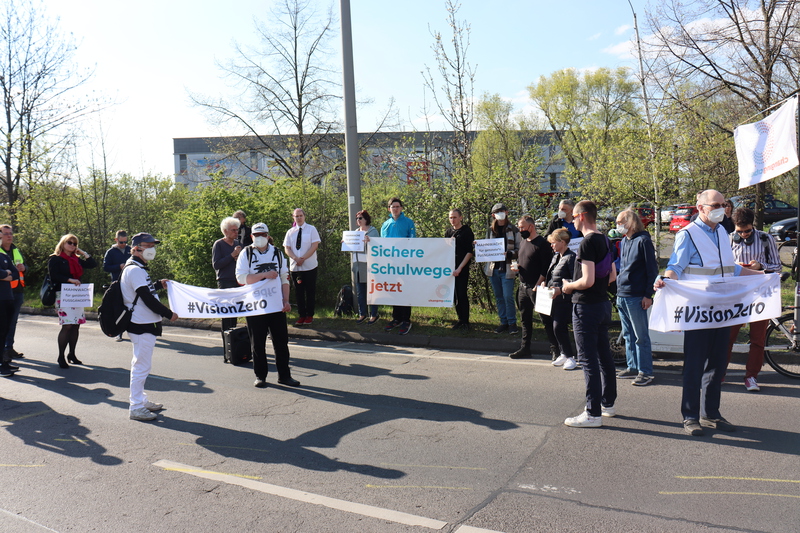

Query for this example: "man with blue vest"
[0,225,26,361]
[655,190,762,437]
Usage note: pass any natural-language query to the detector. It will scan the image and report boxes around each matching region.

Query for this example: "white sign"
[59,283,94,307]
[366,237,455,307]
[567,236,583,255]
[735,97,799,188]
[167,278,283,318]
[649,274,781,332]
[341,231,366,252]
[474,238,506,262]
[534,286,555,316]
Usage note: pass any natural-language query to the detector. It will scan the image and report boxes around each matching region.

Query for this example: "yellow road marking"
[661,491,800,499]
[676,476,800,483]
[54,437,89,444]
[366,484,472,490]
[4,410,52,423]
[0,464,46,468]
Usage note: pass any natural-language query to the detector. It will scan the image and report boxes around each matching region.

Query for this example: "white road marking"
[454,526,506,533]
[0,507,60,532]
[153,459,448,530]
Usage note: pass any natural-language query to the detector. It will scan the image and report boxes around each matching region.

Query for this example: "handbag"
[40,274,56,306]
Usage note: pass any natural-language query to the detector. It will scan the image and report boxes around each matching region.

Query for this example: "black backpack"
[98,266,139,337]
[334,285,354,317]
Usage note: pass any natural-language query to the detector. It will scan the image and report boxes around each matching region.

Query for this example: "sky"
[42,0,652,177]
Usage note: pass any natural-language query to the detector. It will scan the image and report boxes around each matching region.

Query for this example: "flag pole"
[795,94,799,334]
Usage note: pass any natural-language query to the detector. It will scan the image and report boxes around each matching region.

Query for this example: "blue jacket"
[616,231,658,299]
[381,213,416,238]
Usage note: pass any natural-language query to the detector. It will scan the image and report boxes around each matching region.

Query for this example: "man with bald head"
[655,189,762,436]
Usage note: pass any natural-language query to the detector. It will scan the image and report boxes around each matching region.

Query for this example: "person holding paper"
[121,233,178,421]
[47,234,97,369]
[615,208,659,386]
[352,210,380,324]
[237,222,300,389]
[445,209,474,330]
[543,228,577,369]
[509,215,552,358]
[654,190,762,437]
[485,203,521,334]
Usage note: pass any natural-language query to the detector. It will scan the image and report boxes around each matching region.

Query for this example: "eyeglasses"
[736,228,753,236]
[1,232,12,236]
[118,240,128,244]
[356,217,364,220]
[66,241,77,246]
[703,203,724,210]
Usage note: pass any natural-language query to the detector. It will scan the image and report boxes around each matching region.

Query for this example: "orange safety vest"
[0,246,24,288]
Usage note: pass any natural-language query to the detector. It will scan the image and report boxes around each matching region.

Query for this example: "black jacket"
[48,254,97,284]
[545,249,576,302]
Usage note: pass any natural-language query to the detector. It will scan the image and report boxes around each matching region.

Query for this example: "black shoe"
[5,348,23,359]
[508,324,519,335]
[2,362,19,371]
[700,417,736,432]
[384,319,401,332]
[451,322,464,329]
[398,322,412,335]
[254,379,268,388]
[57,357,69,369]
[0,363,18,376]
[509,347,531,359]
[494,324,509,334]
[67,355,83,365]
[278,376,301,387]
[683,419,704,436]
[549,345,559,361]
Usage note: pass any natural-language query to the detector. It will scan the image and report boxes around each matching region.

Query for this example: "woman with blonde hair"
[543,228,577,370]
[47,234,97,368]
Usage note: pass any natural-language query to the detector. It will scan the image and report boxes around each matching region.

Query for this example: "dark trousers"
[217,279,239,337]
[573,301,616,417]
[541,297,573,358]
[5,291,23,349]
[291,268,318,318]
[454,270,470,324]
[392,306,412,323]
[246,312,291,380]
[0,299,12,360]
[517,283,536,347]
[683,327,729,421]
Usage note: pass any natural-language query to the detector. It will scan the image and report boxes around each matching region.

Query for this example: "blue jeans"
[5,291,23,349]
[616,296,653,375]
[490,269,517,325]
[573,301,617,417]
[356,282,378,318]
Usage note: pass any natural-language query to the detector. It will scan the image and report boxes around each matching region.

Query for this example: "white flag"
[734,97,799,189]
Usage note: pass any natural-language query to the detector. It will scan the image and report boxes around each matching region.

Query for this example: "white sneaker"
[552,354,568,366]
[145,401,165,412]
[601,405,616,417]
[744,377,760,391]
[130,407,157,421]
[564,411,602,428]
[562,357,578,370]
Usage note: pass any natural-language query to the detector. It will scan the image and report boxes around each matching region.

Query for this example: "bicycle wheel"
[764,315,800,379]
[778,240,796,268]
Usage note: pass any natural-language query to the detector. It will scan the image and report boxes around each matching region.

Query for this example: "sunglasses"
[736,228,753,235]
[703,203,724,210]
[119,240,128,244]
[356,216,364,220]
[66,241,77,246]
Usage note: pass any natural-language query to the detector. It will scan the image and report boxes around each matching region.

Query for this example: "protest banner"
[167,278,283,318]
[59,283,94,307]
[341,231,365,252]
[567,236,583,255]
[649,273,781,333]
[534,286,555,316]
[366,237,455,307]
[474,238,505,262]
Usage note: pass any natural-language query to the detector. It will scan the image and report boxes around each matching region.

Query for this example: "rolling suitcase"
[223,327,252,365]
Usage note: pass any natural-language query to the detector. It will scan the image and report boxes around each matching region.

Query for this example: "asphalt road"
[1,314,799,532]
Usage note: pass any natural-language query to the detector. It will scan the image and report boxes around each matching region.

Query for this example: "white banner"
[366,237,455,307]
[735,97,799,189]
[534,286,554,316]
[474,238,505,262]
[567,236,583,255]
[59,283,94,307]
[167,279,283,318]
[341,231,365,252]
[649,274,781,332]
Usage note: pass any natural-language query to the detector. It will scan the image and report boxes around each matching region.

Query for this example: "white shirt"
[120,260,163,325]
[235,244,290,286]
[283,223,320,271]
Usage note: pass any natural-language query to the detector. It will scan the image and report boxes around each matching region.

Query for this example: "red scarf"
[60,251,83,279]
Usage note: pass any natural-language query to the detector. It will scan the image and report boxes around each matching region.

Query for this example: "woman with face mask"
[47,234,98,368]
[485,203,521,334]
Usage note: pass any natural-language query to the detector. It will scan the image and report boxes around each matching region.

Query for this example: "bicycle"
[764,308,800,378]
[777,239,796,268]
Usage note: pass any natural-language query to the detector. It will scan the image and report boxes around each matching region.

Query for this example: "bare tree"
[191,0,341,183]
[0,0,97,221]
[646,0,800,227]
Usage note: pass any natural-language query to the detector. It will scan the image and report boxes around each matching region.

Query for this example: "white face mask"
[558,210,567,219]
[494,212,506,221]
[708,208,726,224]
[142,247,156,261]
[616,224,627,235]
[252,236,269,248]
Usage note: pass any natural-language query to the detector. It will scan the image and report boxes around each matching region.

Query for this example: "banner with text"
[474,238,505,262]
[367,237,455,307]
[167,278,283,318]
[59,283,94,307]
[649,274,781,332]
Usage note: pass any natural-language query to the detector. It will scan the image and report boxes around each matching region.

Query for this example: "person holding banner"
[381,198,416,335]
[352,210,380,324]
[47,234,97,369]
[543,228,577,369]
[509,215,552,359]
[654,190,762,437]
[725,207,780,392]
[446,209,474,330]
[485,203,521,334]
[121,233,178,421]
[236,222,300,388]
[213,216,243,342]
[562,201,617,428]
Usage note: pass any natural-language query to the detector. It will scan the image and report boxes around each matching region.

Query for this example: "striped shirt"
[729,229,780,273]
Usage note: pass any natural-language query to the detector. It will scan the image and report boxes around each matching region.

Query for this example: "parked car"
[769,217,797,243]
[669,205,698,232]
[660,205,679,225]
[731,196,796,224]
[633,207,656,227]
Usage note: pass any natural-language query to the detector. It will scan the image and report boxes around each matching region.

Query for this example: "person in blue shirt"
[381,197,416,335]
[103,230,131,282]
